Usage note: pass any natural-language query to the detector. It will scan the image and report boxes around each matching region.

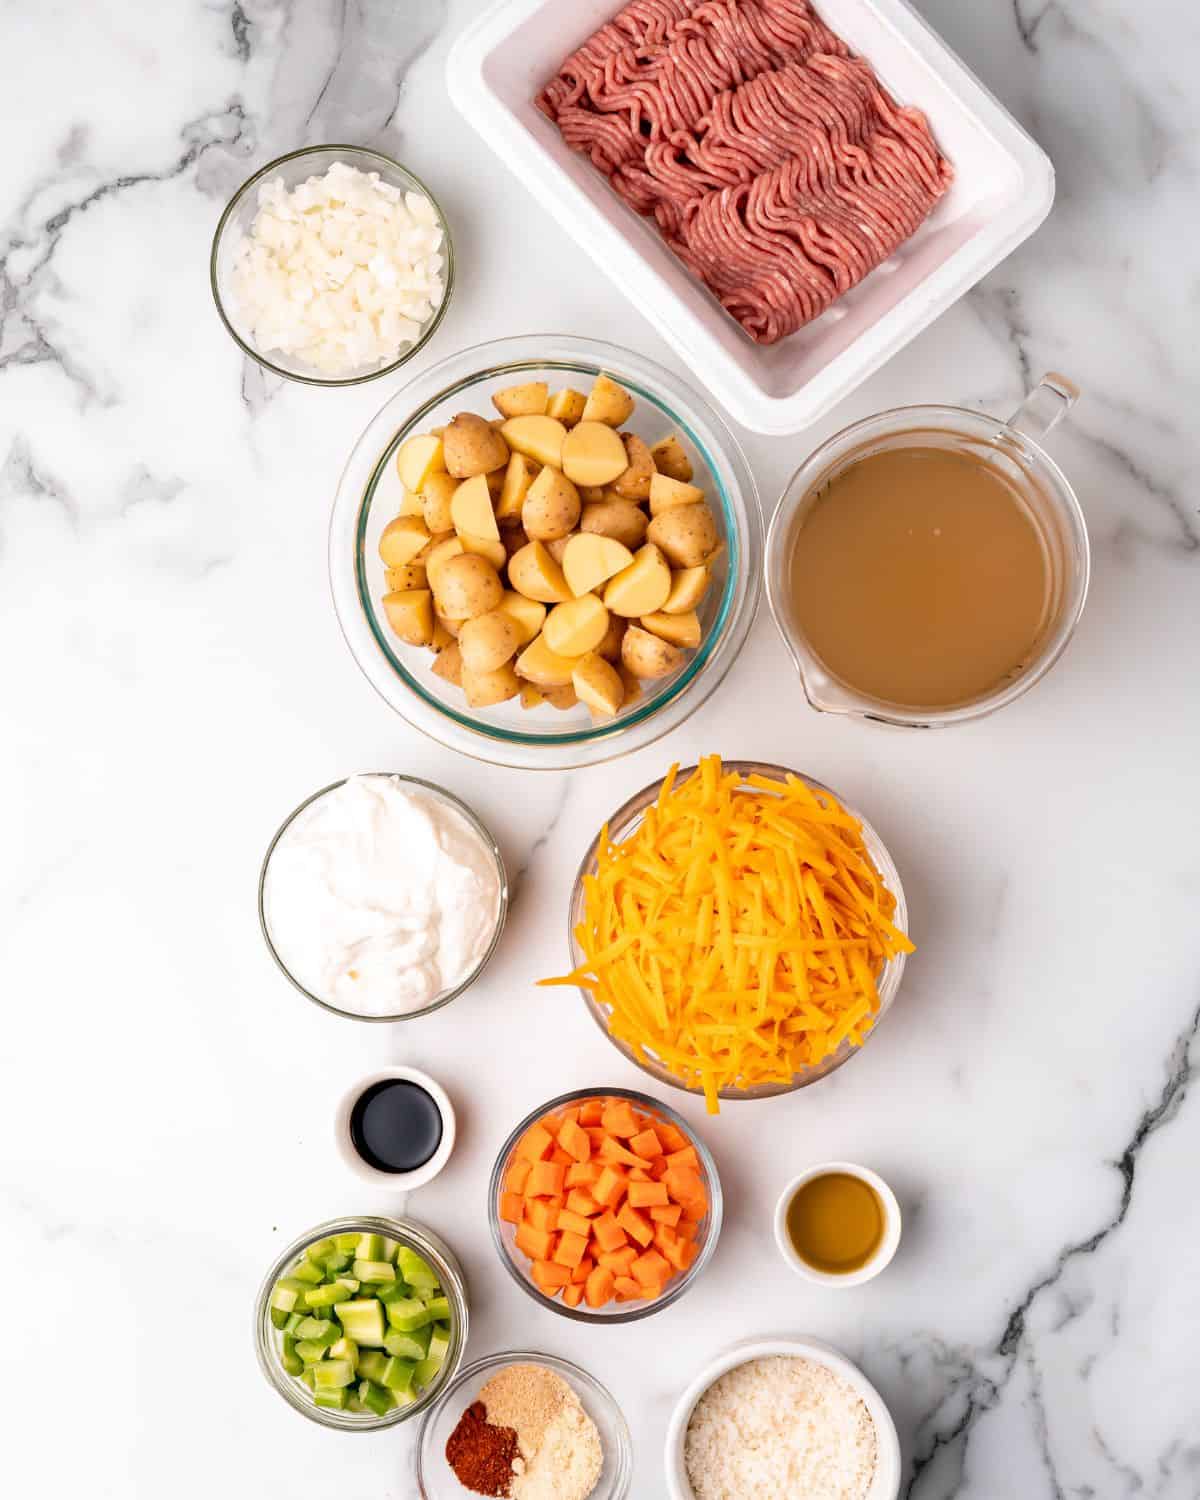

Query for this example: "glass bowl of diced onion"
[210,145,454,386]
[565,761,910,1104]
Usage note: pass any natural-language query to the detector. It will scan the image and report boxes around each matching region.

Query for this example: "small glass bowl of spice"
[414,1351,632,1500]
[774,1163,901,1287]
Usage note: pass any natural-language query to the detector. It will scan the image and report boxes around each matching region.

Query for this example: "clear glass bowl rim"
[486,1085,724,1324]
[328,333,763,770]
[764,401,1091,727]
[253,1214,469,1430]
[567,760,909,1100]
[257,772,508,1023]
[209,144,455,387]
[414,1349,634,1500]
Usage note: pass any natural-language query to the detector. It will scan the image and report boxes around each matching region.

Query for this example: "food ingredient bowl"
[254,1215,468,1430]
[567,761,909,1101]
[773,1162,902,1287]
[414,1350,633,1499]
[258,773,508,1023]
[446,0,1054,436]
[488,1087,723,1322]
[328,334,762,771]
[665,1337,901,1500]
[210,145,453,386]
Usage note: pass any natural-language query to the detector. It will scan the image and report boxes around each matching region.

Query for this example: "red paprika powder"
[445,1400,519,1496]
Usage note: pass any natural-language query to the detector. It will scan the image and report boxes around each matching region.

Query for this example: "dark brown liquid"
[788,445,1052,709]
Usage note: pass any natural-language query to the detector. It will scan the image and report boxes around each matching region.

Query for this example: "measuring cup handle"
[1006,372,1079,444]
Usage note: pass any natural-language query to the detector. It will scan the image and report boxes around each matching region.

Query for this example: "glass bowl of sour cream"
[258,773,508,1022]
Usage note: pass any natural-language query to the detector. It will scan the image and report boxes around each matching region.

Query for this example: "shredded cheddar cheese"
[540,756,914,1112]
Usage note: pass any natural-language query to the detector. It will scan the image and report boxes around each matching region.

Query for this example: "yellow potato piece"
[650,434,693,484]
[459,532,507,571]
[562,533,634,597]
[507,540,573,604]
[572,652,625,718]
[500,415,567,469]
[580,499,648,551]
[397,488,426,518]
[379,516,431,568]
[520,681,545,710]
[647,502,720,568]
[516,633,578,687]
[543,595,611,658]
[622,624,684,679]
[436,553,503,621]
[450,473,499,541]
[496,453,537,521]
[640,609,701,649]
[385,562,427,592]
[421,471,458,533]
[649,471,705,514]
[425,535,465,595]
[461,661,520,707]
[396,433,445,492]
[596,614,627,663]
[496,591,546,646]
[662,565,711,614]
[582,373,635,426]
[602,543,672,617]
[547,388,587,427]
[430,618,456,652]
[459,610,521,674]
[492,381,549,418]
[612,434,655,501]
[561,421,629,488]
[522,465,581,542]
[382,588,434,647]
[443,413,509,478]
[431,639,462,685]
[544,683,578,710]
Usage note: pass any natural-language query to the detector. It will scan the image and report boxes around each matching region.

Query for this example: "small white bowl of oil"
[774,1162,901,1288]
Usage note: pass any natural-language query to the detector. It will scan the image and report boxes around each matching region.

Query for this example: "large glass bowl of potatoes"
[329,335,763,769]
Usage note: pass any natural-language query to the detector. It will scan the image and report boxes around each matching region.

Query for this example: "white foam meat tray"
[447,0,1054,436]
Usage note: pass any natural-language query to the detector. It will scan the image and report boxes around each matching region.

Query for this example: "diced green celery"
[383,1326,431,1361]
[414,1355,443,1390]
[329,1337,358,1367]
[294,1340,328,1364]
[300,1367,317,1391]
[321,1249,353,1273]
[294,1317,338,1346]
[357,1351,388,1384]
[303,1282,352,1309]
[291,1258,325,1285]
[336,1277,361,1295]
[385,1298,431,1333]
[314,1388,348,1410]
[428,1325,451,1363]
[395,1248,439,1291]
[422,1296,451,1322]
[347,1394,368,1414]
[270,1306,289,1330]
[274,1276,310,1299]
[281,1335,304,1377]
[283,1311,306,1336]
[379,1236,402,1262]
[357,1233,386,1261]
[335,1299,386,1347]
[313,1358,356,1390]
[307,1238,336,1262]
[335,1232,361,1253]
[359,1380,395,1417]
[377,1279,412,1305]
[270,1283,301,1315]
[352,1259,395,1284]
[380,1357,416,1395]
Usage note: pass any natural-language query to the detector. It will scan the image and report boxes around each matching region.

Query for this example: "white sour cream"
[263,775,503,1017]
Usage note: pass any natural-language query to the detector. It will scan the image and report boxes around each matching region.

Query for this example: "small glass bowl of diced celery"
[255,1215,468,1429]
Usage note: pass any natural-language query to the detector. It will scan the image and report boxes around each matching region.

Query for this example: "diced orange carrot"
[592,1165,628,1208]
[566,1188,601,1218]
[630,1248,671,1287]
[565,1162,601,1188]
[592,1211,628,1253]
[655,1121,689,1154]
[613,1275,643,1300]
[578,1099,604,1127]
[571,1256,593,1285]
[550,1146,573,1167]
[499,1191,524,1224]
[531,1258,572,1290]
[628,1167,651,1182]
[663,1165,706,1211]
[628,1179,670,1209]
[629,1127,663,1159]
[653,1224,678,1254]
[664,1237,699,1272]
[553,1230,589,1269]
[649,1157,670,1181]
[562,1283,584,1308]
[600,1101,641,1138]
[528,1159,567,1197]
[676,1214,701,1239]
[665,1145,700,1171]
[598,1135,652,1170]
[584,1126,608,1149]
[504,1159,531,1194]
[557,1118,591,1163]
[515,1222,555,1261]
[649,1203,683,1227]
[559,1106,581,1128]
[538,1112,562,1139]
[585,1264,614,1307]
[616,1204,654,1247]
[556,1208,594,1238]
[525,1198,560,1233]
[597,1245,638,1273]
[517,1124,554,1162]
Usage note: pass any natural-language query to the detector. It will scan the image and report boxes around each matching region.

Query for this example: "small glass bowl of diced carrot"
[488,1088,722,1322]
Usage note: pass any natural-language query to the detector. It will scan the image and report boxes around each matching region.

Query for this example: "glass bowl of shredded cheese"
[552,757,912,1110]
[210,145,453,385]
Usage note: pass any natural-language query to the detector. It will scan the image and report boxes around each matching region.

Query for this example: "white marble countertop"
[3,1,1198,1496]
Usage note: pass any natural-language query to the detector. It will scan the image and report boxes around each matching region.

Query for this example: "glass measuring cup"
[765,374,1089,727]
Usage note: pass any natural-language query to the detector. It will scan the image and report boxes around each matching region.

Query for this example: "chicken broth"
[788,443,1052,710]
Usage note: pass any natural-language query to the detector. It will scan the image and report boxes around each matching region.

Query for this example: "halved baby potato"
[443,413,509,478]
[491,381,549,419]
[649,472,705,515]
[496,453,537,522]
[561,421,629,488]
[425,535,465,594]
[650,434,693,484]
[547,388,586,427]
[458,609,522,674]
[582,374,634,427]
[543,594,610,658]
[603,543,672,618]
[435,553,504,621]
[421,471,458,534]
[522,466,581,542]
[459,532,508,571]
[461,661,521,707]
[397,433,445,492]
[495,590,546,646]
[450,472,500,541]
[507,540,573,604]
[662,564,711,615]
[622,623,684,679]
[431,639,462,685]
[500,415,567,469]
[385,562,427,593]
[647,502,720,569]
[611,434,655,501]
[516,633,578,687]
[563,533,634,597]
[397,488,426,518]
[382,588,434,647]
[640,609,701,649]
[572,652,624,718]
[580,499,648,551]
[379,516,431,568]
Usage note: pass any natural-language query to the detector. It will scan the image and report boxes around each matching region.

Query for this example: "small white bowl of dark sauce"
[336,1066,456,1190]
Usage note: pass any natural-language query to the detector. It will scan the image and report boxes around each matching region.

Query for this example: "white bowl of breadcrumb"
[665,1337,900,1500]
